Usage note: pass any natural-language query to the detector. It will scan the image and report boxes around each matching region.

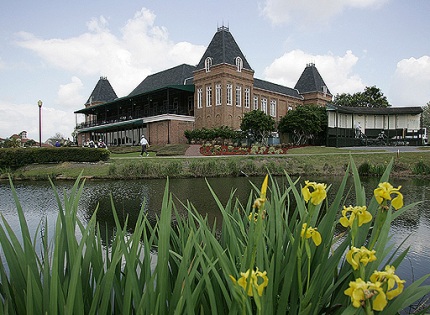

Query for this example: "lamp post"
[38,100,42,147]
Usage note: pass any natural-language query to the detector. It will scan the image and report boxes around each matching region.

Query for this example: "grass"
[1,145,430,180]
[1,159,429,314]
[109,144,189,157]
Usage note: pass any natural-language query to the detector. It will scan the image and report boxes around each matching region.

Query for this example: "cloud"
[0,101,74,141]
[16,8,206,97]
[260,0,389,25]
[56,76,85,108]
[8,7,207,141]
[389,56,430,107]
[263,49,365,95]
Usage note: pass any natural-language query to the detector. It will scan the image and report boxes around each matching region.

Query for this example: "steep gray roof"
[85,77,117,105]
[196,26,252,71]
[254,78,303,99]
[294,63,331,95]
[128,64,196,97]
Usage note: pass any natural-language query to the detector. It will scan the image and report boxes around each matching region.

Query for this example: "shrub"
[0,147,110,170]
[358,161,371,175]
[413,160,430,175]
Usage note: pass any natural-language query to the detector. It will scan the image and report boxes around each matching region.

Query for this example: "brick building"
[74,26,332,146]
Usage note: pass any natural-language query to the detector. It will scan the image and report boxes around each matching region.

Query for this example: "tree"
[278,105,327,145]
[240,110,275,145]
[422,101,430,131]
[333,86,390,108]
[24,139,37,147]
[47,133,66,146]
[3,137,21,148]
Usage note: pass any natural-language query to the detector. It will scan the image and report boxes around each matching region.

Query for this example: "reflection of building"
[74,26,332,146]
[326,104,424,147]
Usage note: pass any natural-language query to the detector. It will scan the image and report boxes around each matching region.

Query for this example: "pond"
[1,175,429,289]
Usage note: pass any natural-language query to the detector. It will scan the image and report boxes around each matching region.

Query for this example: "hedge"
[0,147,110,170]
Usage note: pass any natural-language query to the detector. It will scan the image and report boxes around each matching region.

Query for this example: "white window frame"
[235,56,243,72]
[244,88,250,108]
[205,57,212,72]
[197,88,202,109]
[226,83,232,106]
[261,98,267,114]
[235,85,242,107]
[270,99,276,117]
[253,95,259,110]
[206,85,212,107]
[215,83,222,106]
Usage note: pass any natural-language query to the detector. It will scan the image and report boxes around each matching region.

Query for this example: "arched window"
[235,57,243,72]
[205,57,212,72]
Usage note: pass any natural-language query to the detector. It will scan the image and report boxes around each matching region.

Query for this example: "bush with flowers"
[200,143,289,155]
[0,157,429,314]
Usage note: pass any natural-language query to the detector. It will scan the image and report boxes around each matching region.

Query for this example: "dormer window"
[205,57,212,72]
[235,57,243,72]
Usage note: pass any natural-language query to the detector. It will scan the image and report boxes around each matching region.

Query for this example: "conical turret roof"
[294,63,331,95]
[85,76,118,105]
[196,26,252,71]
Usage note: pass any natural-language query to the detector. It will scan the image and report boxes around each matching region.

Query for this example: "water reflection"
[1,176,429,287]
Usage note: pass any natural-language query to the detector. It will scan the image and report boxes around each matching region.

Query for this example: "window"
[197,88,202,109]
[270,100,276,117]
[206,85,212,107]
[205,57,212,72]
[215,83,222,106]
[261,98,267,114]
[235,57,243,72]
[226,83,232,105]
[188,96,193,112]
[244,88,250,108]
[235,85,242,107]
[253,96,259,110]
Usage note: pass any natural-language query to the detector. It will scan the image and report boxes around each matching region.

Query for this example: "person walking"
[139,135,149,156]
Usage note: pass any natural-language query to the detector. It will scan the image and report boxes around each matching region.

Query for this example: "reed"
[0,157,429,314]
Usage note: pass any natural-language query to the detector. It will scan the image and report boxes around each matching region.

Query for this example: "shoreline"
[2,145,429,181]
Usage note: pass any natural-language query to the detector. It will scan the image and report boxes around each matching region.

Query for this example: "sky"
[1,0,429,142]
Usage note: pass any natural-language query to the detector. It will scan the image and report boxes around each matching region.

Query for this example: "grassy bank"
[2,146,430,180]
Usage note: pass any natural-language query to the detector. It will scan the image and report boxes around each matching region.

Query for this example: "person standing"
[355,122,362,138]
[139,135,149,156]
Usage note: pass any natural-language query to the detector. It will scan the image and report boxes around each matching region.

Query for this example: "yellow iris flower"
[229,268,269,297]
[301,223,322,246]
[370,265,405,300]
[344,278,368,308]
[248,210,266,222]
[339,205,372,228]
[253,175,269,210]
[302,180,327,205]
[346,246,377,270]
[344,278,388,311]
[374,182,404,210]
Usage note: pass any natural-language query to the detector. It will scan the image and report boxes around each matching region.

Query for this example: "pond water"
[1,175,429,290]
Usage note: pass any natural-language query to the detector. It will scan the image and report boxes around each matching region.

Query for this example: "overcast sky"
[1,0,429,141]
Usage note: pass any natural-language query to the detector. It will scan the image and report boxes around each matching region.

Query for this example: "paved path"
[184,144,203,156]
[343,146,426,153]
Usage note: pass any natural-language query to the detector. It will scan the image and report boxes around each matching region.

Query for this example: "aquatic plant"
[0,157,429,314]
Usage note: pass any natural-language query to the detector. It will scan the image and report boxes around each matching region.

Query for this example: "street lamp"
[38,100,42,147]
